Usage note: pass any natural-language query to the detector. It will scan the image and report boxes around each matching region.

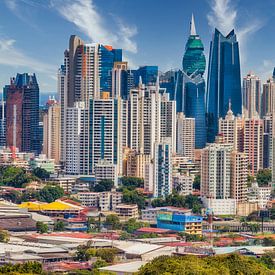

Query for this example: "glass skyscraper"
[182,15,206,148]
[206,29,242,143]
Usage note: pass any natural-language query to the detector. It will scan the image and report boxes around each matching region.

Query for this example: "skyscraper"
[133,66,158,86]
[262,78,275,117]
[153,139,172,197]
[243,118,263,175]
[5,73,40,154]
[43,97,61,164]
[206,29,242,143]
[243,72,261,118]
[182,14,206,148]
[176,112,195,160]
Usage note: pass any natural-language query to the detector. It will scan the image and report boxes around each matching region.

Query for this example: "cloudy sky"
[0,0,275,97]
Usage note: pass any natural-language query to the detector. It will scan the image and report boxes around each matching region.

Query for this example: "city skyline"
[0,0,274,94]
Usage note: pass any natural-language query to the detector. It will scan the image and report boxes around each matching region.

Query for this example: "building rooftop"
[99,261,147,274]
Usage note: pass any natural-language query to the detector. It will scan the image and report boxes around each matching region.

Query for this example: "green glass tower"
[182,14,206,148]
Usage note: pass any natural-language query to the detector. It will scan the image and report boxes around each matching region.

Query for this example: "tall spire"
[190,13,197,36]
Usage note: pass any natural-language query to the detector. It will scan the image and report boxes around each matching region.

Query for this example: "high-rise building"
[243,118,263,175]
[43,97,61,164]
[243,72,261,118]
[133,66,158,86]
[94,159,118,186]
[201,143,233,199]
[0,100,6,147]
[59,35,123,172]
[182,15,206,149]
[5,73,40,154]
[128,82,176,156]
[90,93,122,175]
[160,70,184,112]
[262,78,275,117]
[218,103,244,152]
[206,29,242,143]
[176,112,195,160]
[263,115,272,169]
[153,140,172,197]
[231,151,248,203]
[65,102,89,175]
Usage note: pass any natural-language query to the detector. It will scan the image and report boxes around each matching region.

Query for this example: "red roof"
[136,227,171,234]
[44,261,90,272]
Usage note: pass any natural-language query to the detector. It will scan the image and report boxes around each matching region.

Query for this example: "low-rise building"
[141,207,191,223]
[29,154,55,173]
[157,210,203,235]
[172,174,193,196]
[51,176,76,193]
[115,204,139,220]
[95,160,118,187]
[202,198,237,215]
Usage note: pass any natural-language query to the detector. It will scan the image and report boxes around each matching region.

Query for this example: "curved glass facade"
[182,18,207,149]
[206,29,242,143]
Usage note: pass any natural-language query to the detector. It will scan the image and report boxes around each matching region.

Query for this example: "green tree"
[93,259,108,269]
[32,167,50,180]
[262,237,275,246]
[193,175,200,190]
[256,169,272,186]
[122,189,146,209]
[54,220,65,231]
[120,176,144,190]
[119,231,132,240]
[0,230,9,243]
[38,185,64,202]
[94,179,114,192]
[248,223,260,234]
[105,214,121,230]
[36,221,48,234]
[124,218,148,234]
[75,245,90,262]
[96,248,118,263]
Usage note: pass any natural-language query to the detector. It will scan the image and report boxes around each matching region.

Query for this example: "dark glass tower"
[206,29,242,143]
[5,73,40,154]
[182,14,206,148]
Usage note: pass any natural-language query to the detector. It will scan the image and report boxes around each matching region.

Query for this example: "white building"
[95,160,118,187]
[173,174,193,196]
[65,102,89,175]
[176,113,195,160]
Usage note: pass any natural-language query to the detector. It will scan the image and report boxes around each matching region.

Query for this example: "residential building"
[243,118,263,175]
[115,204,139,219]
[29,154,55,173]
[173,174,193,196]
[206,29,242,142]
[262,78,275,117]
[231,151,248,203]
[43,98,61,164]
[51,177,76,194]
[65,102,89,175]
[218,103,244,151]
[5,73,40,154]
[243,72,261,118]
[153,140,172,198]
[0,100,6,147]
[176,112,195,160]
[94,160,118,187]
[182,14,206,148]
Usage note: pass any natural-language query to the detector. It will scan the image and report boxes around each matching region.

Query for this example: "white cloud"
[207,0,263,66]
[0,38,56,74]
[52,0,137,53]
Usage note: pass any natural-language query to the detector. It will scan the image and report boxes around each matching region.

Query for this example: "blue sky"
[0,0,275,97]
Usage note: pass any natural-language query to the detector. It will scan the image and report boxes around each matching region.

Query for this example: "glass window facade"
[206,29,242,143]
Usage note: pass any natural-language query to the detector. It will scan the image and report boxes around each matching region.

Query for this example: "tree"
[54,220,65,231]
[124,218,148,234]
[96,248,118,263]
[256,169,272,186]
[120,177,144,190]
[105,214,121,230]
[122,189,146,209]
[193,175,200,190]
[94,179,114,192]
[119,231,132,240]
[262,237,275,246]
[248,223,260,234]
[36,221,48,234]
[38,185,64,203]
[0,230,9,243]
[93,259,108,269]
[32,167,50,180]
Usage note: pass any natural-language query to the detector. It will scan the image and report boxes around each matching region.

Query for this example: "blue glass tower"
[133,66,158,86]
[160,70,184,112]
[99,45,122,93]
[206,29,242,143]
[182,15,206,149]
